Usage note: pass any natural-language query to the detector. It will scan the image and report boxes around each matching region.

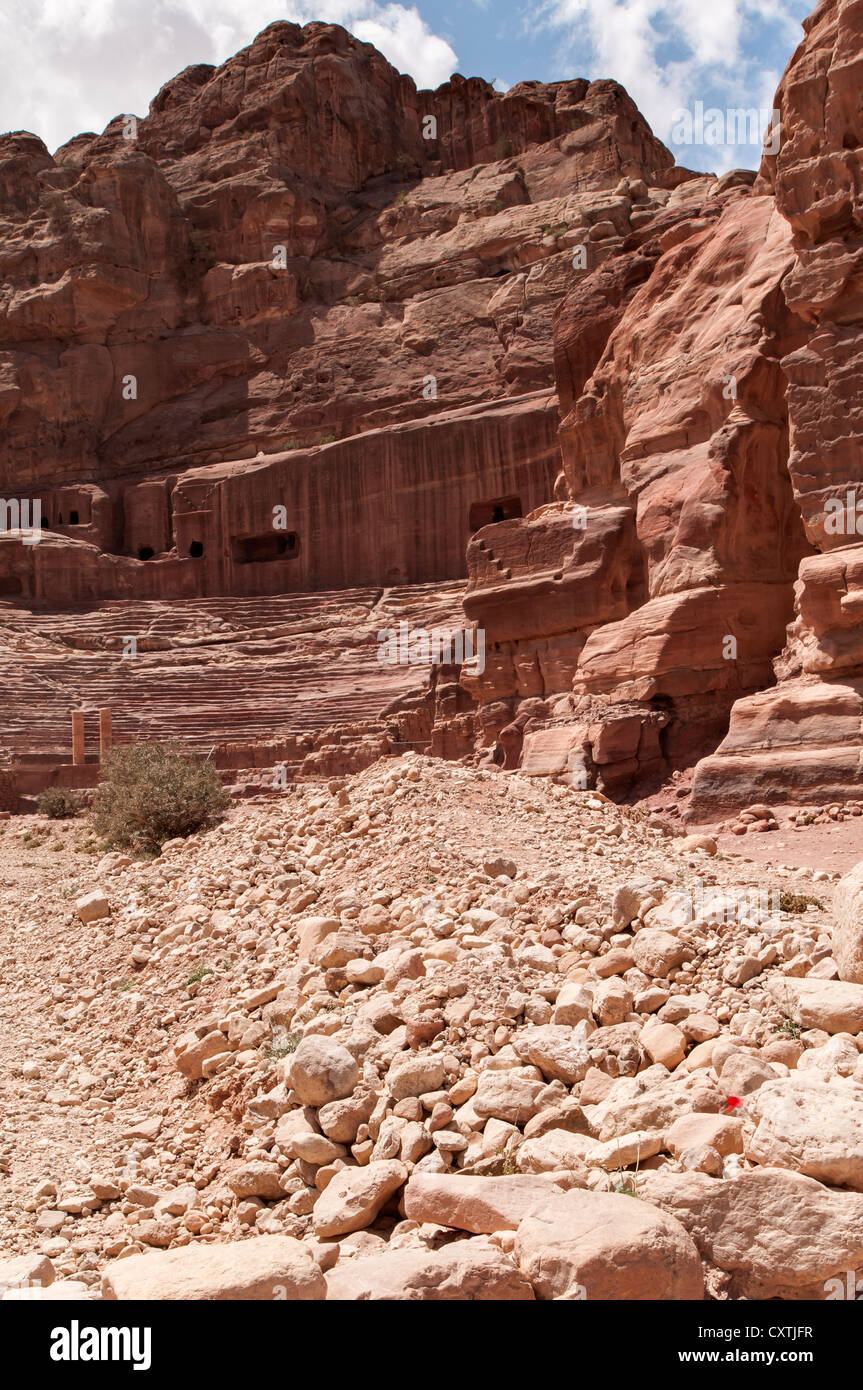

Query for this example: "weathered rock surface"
[312,1161,407,1238]
[101,1235,326,1300]
[768,975,863,1035]
[287,1037,360,1107]
[687,0,863,814]
[833,862,863,983]
[325,1238,535,1300]
[0,1252,55,1294]
[745,1074,863,1190]
[514,1191,703,1300]
[404,1172,564,1232]
[640,1166,863,1298]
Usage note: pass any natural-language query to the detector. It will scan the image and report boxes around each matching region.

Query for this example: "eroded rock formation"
[460,0,863,809]
[689,0,863,814]
[1,1,862,812]
[0,17,693,784]
[0,19,676,600]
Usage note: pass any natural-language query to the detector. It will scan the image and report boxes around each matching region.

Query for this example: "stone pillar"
[99,707,112,761]
[71,711,85,765]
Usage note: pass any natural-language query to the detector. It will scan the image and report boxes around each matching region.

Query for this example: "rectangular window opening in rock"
[231,532,299,563]
[469,495,523,531]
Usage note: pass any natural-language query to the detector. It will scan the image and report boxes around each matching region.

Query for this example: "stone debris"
[101,1234,326,1301]
[514,1191,704,1301]
[0,0,860,1308]
[0,752,860,1301]
[832,863,863,985]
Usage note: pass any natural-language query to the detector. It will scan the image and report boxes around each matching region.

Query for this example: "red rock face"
[0,21,674,500]
[467,0,863,808]
[2,5,862,809]
[758,0,863,553]
[464,181,816,788]
[688,0,863,815]
[0,19,684,781]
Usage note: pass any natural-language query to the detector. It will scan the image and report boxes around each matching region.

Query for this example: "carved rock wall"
[689,0,863,815]
[462,0,863,808]
[4,6,863,814]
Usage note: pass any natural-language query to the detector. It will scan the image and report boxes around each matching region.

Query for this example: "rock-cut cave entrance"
[231,532,299,564]
[469,495,523,532]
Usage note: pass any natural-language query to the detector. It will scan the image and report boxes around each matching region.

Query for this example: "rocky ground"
[2,754,863,1300]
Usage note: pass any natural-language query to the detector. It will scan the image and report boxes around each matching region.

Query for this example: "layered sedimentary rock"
[2,3,862,811]
[461,0,863,807]
[0,18,693,778]
[688,0,863,815]
[462,178,815,791]
[0,19,676,607]
[0,392,560,602]
[0,582,470,794]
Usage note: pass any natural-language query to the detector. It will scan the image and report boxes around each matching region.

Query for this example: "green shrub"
[91,743,229,855]
[778,890,823,914]
[774,1015,802,1040]
[186,963,214,987]
[37,786,81,819]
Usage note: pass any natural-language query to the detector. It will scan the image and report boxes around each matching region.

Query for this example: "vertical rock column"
[99,708,113,761]
[71,711,85,765]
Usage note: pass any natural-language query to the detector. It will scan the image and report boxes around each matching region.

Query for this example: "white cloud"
[285,3,456,86]
[0,1,458,153]
[537,0,804,171]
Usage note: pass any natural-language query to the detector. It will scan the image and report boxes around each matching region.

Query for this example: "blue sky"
[1,1,812,173]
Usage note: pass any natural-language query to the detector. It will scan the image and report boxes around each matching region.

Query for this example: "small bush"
[774,1015,803,1040]
[37,786,81,819]
[612,1176,639,1197]
[262,1030,301,1059]
[91,743,229,855]
[778,890,823,914]
[186,963,214,987]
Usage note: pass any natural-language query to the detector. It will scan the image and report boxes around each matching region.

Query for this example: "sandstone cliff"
[1,3,862,814]
[688,0,863,814]
[0,18,692,781]
[463,0,863,811]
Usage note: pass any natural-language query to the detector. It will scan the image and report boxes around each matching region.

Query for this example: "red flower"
[724,1096,742,1112]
